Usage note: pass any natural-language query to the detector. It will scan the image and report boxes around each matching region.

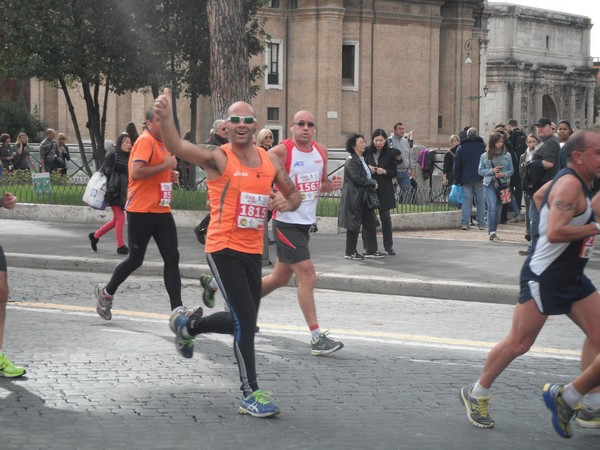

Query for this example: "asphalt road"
[1,268,599,449]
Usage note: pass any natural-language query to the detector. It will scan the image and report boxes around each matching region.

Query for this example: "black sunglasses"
[293,121,315,128]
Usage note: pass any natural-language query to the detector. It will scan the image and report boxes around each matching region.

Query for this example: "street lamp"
[469,85,489,100]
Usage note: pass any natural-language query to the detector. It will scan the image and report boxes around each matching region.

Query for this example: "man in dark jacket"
[453,127,486,230]
[519,117,561,256]
[205,119,229,146]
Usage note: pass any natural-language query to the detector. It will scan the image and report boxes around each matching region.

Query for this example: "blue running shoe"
[239,390,281,418]
[543,383,577,438]
[169,306,197,359]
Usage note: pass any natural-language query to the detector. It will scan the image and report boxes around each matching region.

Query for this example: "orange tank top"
[125,130,173,213]
[205,144,276,254]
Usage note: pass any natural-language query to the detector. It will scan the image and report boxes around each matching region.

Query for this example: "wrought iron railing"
[0,170,454,216]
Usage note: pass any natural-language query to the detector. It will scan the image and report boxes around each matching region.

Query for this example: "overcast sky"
[489,0,599,57]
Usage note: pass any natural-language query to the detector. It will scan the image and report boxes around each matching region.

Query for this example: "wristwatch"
[592,222,600,234]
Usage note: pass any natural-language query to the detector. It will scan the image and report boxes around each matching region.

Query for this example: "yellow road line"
[11,301,580,357]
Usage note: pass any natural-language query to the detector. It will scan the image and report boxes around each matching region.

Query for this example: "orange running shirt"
[125,130,173,213]
[205,144,276,254]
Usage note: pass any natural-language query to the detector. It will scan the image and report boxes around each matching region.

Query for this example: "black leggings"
[105,212,182,310]
[188,249,262,397]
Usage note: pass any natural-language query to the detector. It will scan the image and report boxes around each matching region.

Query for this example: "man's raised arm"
[154,88,219,170]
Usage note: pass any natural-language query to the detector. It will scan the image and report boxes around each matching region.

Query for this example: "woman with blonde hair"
[256,128,274,151]
[12,132,35,172]
[443,134,460,187]
[56,133,71,176]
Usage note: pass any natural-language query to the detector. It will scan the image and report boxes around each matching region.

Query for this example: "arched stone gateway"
[480,4,596,136]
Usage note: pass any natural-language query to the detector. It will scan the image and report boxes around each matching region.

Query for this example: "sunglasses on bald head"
[228,116,256,124]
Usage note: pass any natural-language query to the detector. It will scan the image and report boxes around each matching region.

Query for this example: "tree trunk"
[207,0,250,120]
[187,92,199,189]
[58,77,92,176]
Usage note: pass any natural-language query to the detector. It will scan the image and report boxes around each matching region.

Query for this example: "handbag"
[365,187,380,210]
[496,182,511,204]
[448,184,463,206]
[83,171,108,210]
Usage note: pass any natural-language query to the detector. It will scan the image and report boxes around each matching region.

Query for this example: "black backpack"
[510,129,527,159]
[521,159,545,195]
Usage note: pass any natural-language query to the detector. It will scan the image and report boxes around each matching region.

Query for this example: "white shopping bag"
[82,171,107,210]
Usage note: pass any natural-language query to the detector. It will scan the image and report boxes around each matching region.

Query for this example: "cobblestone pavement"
[1,268,599,449]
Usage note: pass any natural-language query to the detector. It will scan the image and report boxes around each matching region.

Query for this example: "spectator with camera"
[478,131,514,242]
[12,132,35,172]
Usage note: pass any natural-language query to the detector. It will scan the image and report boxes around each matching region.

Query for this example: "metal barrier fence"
[0,171,454,216]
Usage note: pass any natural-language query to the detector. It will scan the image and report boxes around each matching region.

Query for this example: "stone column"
[534,80,543,120]
[586,84,595,128]
[567,83,576,124]
[512,81,522,120]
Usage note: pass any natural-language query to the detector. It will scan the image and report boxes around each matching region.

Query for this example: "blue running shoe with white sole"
[239,390,280,418]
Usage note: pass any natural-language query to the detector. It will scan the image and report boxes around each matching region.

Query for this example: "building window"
[267,107,279,121]
[289,0,298,9]
[271,128,281,145]
[266,40,283,90]
[546,36,550,50]
[269,0,280,7]
[342,42,359,91]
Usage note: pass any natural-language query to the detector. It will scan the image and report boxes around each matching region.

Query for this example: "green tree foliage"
[0,97,46,142]
[0,0,268,176]
[0,0,151,173]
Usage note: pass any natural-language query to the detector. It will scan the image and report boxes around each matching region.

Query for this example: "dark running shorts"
[518,274,597,315]
[0,246,6,272]
[272,220,311,264]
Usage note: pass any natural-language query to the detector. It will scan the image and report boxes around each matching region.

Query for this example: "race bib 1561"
[296,172,320,202]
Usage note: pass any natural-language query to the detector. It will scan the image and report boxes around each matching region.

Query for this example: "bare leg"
[573,353,600,395]
[262,257,318,328]
[567,291,600,395]
[479,300,547,388]
[261,258,293,298]
[289,259,318,328]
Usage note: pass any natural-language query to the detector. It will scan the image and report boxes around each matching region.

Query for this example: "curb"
[7,253,517,305]
[0,204,463,233]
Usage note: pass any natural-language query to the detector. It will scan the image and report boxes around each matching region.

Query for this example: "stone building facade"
[480,3,596,137]
[26,1,595,149]
[29,0,489,149]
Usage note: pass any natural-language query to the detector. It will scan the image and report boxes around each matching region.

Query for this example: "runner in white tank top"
[273,138,325,225]
[265,110,345,355]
